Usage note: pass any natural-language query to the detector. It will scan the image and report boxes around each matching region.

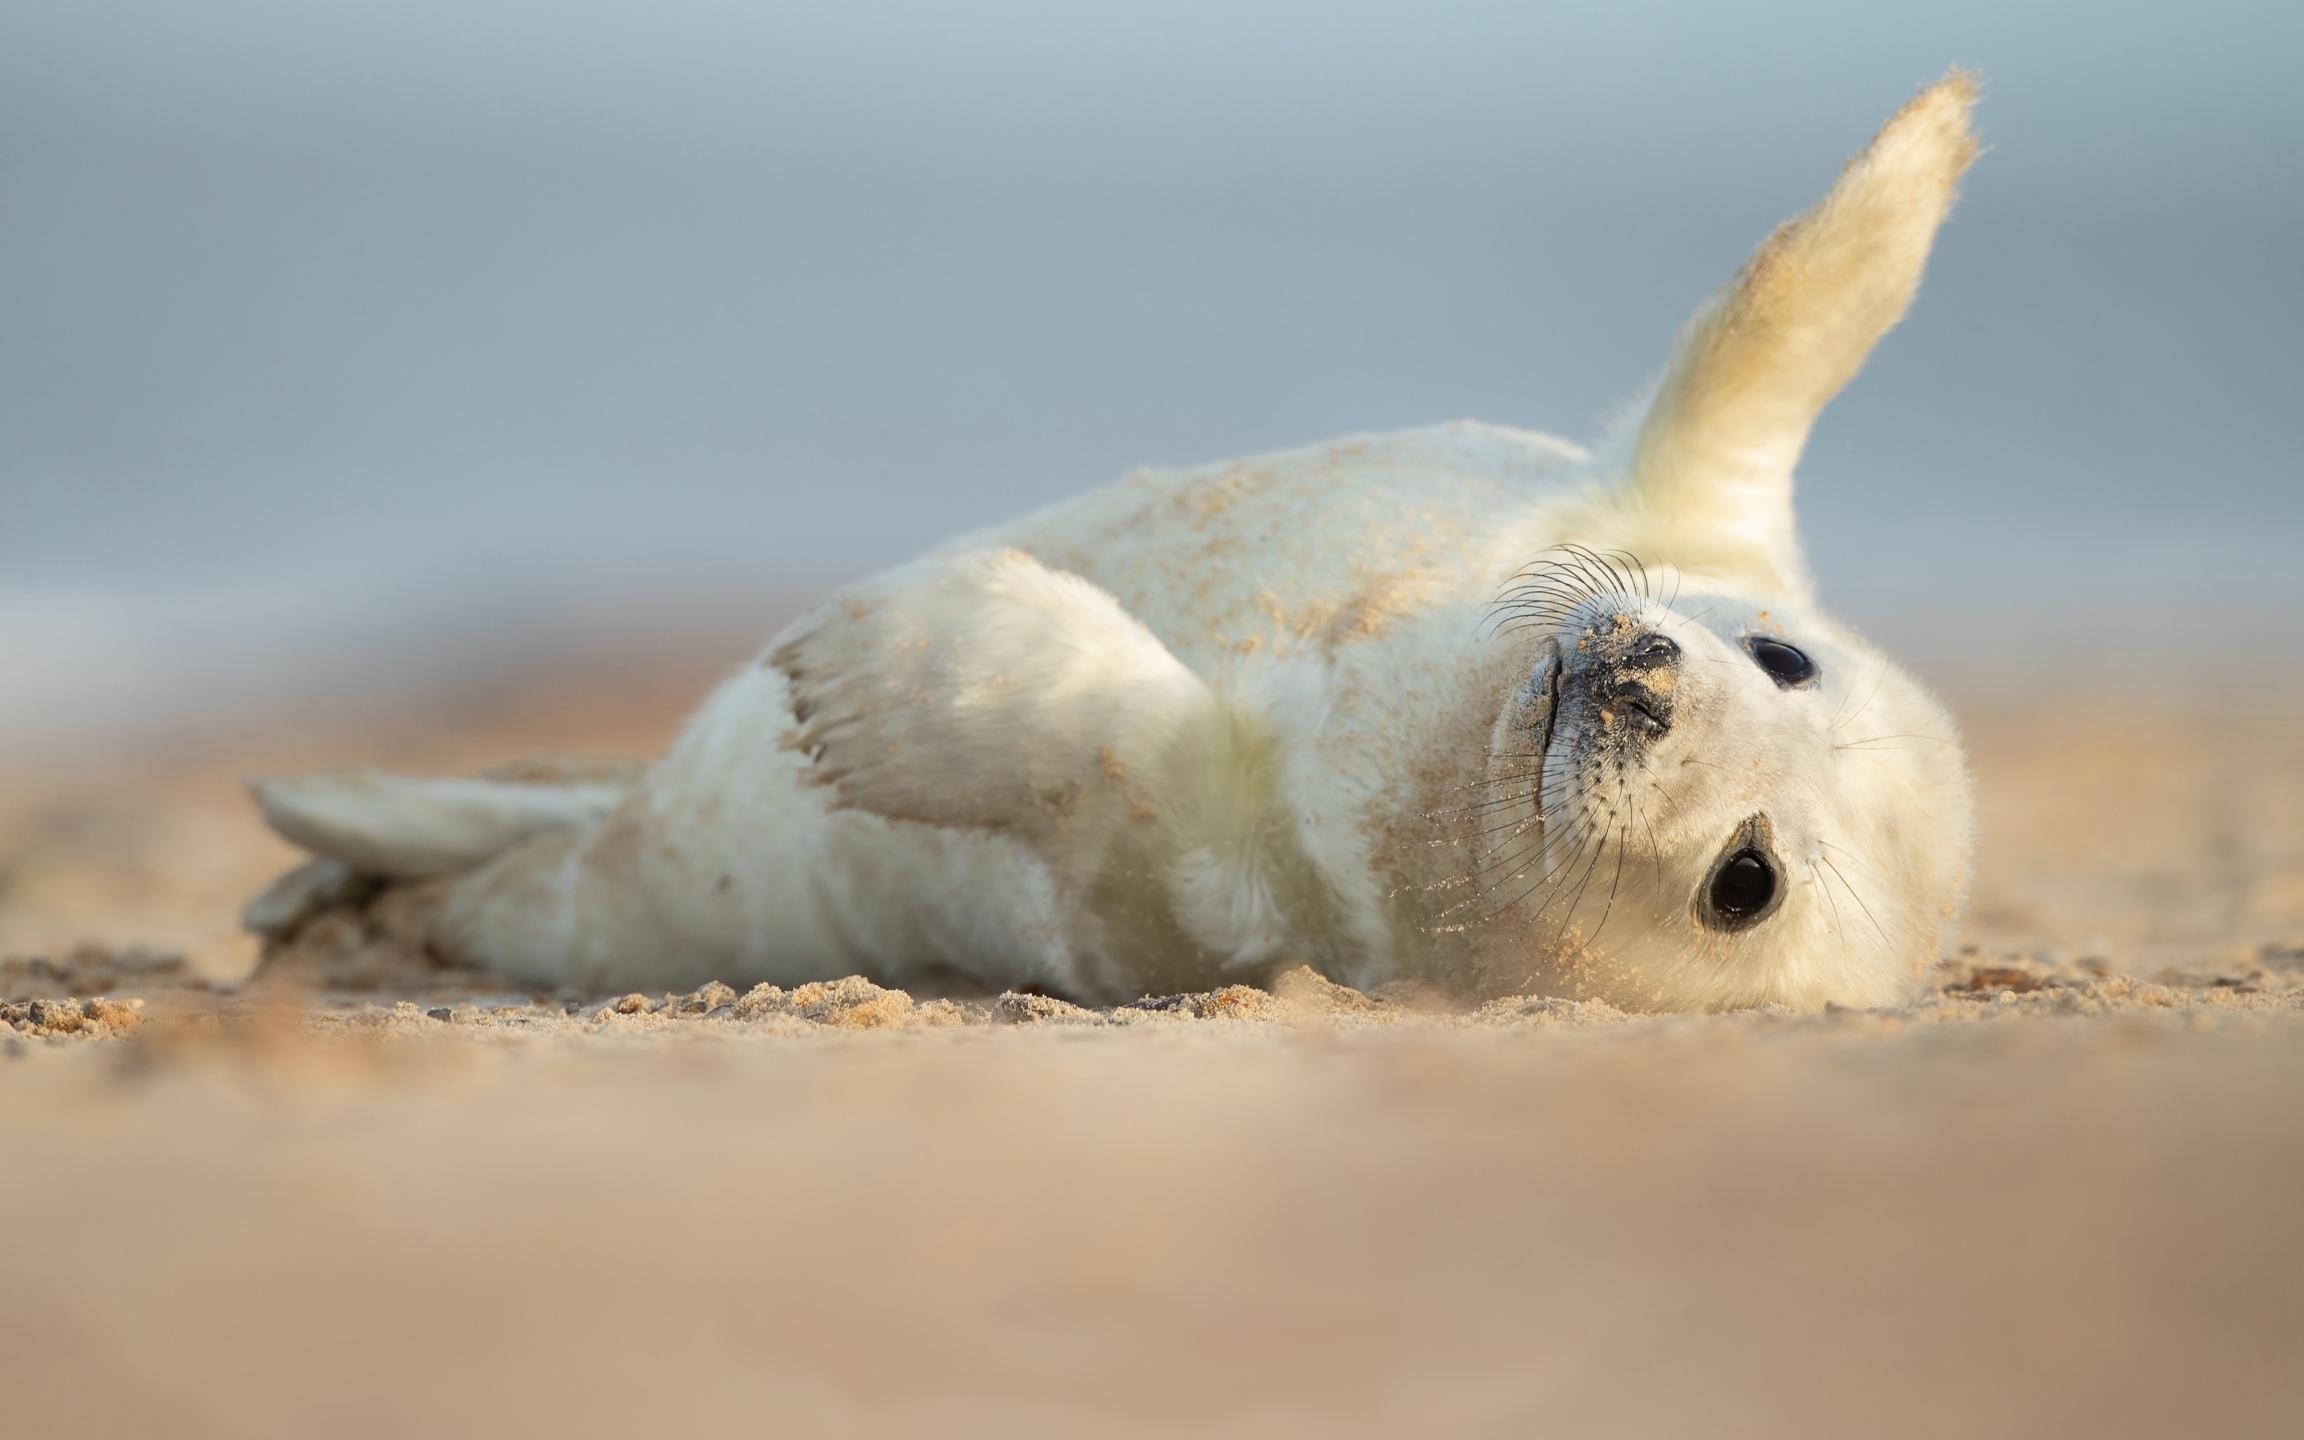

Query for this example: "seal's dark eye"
[1746,638,1818,688]
[1704,847,1769,926]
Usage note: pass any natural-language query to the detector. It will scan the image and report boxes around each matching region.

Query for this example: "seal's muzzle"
[1569,624,1681,743]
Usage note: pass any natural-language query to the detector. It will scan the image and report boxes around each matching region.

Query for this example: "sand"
[4,651,2302,1438]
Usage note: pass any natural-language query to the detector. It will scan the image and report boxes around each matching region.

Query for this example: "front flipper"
[771,548,1211,839]
[770,548,1329,980]
[1619,71,1980,599]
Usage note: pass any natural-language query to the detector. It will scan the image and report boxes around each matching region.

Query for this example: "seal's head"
[1460,550,1972,1011]
[1438,73,1985,1009]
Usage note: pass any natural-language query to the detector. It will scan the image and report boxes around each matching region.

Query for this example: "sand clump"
[14,958,2304,1057]
[0,944,194,999]
[0,994,143,1041]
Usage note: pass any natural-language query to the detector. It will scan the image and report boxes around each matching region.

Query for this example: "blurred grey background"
[2,0,2298,741]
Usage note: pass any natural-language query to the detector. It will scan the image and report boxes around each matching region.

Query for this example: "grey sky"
[1,2,2298,731]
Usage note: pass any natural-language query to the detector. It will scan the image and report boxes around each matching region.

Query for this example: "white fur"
[252,75,1983,1011]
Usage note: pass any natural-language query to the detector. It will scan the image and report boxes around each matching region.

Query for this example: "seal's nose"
[1588,630,1680,737]
[1622,632,1680,669]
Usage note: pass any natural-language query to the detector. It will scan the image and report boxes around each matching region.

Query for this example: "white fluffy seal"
[250,75,1981,1011]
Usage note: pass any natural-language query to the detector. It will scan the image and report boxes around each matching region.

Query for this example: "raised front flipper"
[1616,71,1981,600]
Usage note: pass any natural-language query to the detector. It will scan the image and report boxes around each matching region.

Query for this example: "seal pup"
[249,75,1980,1011]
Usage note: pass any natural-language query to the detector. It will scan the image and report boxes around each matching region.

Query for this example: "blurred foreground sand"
[3,645,2302,1437]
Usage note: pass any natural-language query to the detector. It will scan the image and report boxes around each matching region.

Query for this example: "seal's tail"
[249,764,638,879]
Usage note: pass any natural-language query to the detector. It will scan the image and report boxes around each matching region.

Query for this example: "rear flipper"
[250,765,637,879]
[243,757,644,985]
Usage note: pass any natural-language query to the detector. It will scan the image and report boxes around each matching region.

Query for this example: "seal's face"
[1464,563,1973,1011]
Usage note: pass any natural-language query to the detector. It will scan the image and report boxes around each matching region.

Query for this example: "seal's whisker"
[1833,732,1953,751]
[1438,806,1600,916]
[1640,803,1667,892]
[1428,828,1552,906]
[1588,812,1632,948]
[1559,550,1633,610]
[1817,840,1889,887]
[1631,756,1687,821]
[1420,777,1541,810]
[1485,543,1672,651]
[1499,582,1597,605]
[1493,559,1597,599]
[1491,594,1590,629]
[1460,807,1550,844]
[1499,569,1602,599]
[1528,810,1617,943]
[1430,763,1546,797]
[1456,808,1595,899]
[1616,549,1653,604]
[1814,853,1852,962]
[1818,852,1888,944]
[1475,833,1580,927]
[1831,660,1891,735]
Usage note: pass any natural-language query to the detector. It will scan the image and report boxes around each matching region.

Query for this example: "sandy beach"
[4,649,2302,1438]
[7,2,2298,1431]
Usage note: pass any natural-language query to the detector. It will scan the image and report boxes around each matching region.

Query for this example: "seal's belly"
[958,421,1593,673]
